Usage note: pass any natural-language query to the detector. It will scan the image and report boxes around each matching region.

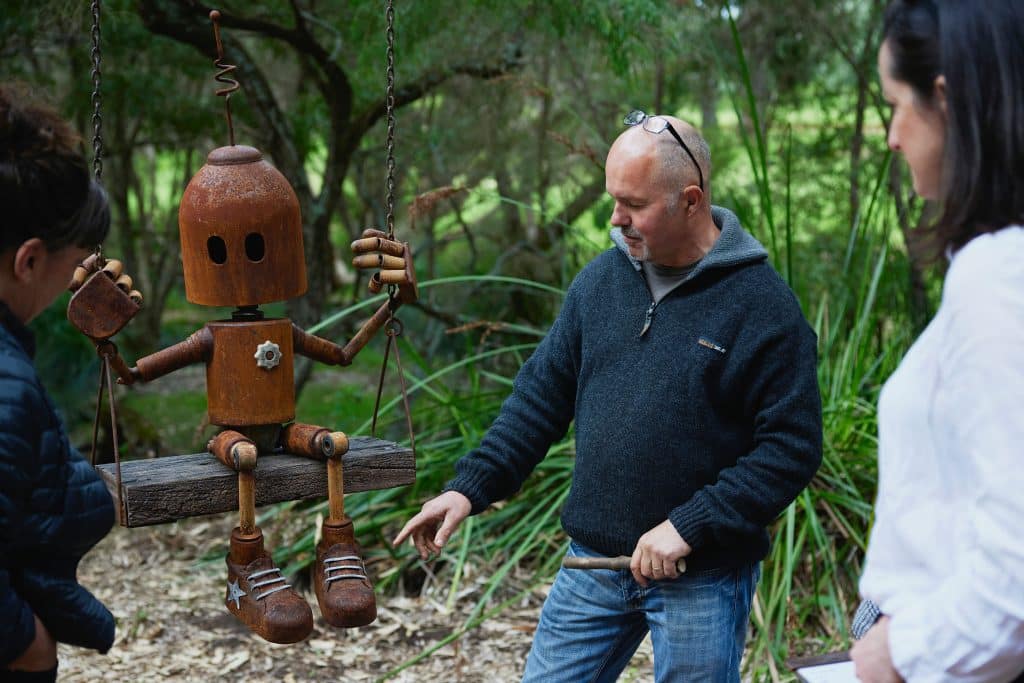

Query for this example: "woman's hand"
[7,615,56,672]
[850,616,903,682]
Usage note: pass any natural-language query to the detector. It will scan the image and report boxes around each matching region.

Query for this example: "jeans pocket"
[685,565,732,581]
[567,540,603,559]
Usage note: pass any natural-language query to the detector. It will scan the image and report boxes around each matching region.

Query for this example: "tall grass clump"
[717,2,916,678]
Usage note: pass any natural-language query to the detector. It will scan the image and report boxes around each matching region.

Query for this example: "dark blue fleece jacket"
[0,303,115,666]
[446,206,822,570]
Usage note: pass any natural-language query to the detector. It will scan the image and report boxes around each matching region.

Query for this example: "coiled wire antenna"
[209,10,240,146]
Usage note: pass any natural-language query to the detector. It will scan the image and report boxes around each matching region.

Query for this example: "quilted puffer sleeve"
[0,355,46,666]
[0,344,115,657]
[24,453,116,654]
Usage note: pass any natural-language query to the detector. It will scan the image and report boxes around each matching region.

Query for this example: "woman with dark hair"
[0,83,117,681]
[851,1,1024,681]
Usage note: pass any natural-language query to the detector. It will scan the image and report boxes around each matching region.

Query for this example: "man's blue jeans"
[522,541,759,683]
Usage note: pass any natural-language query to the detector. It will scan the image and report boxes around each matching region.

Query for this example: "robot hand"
[350,228,418,304]
[67,253,143,342]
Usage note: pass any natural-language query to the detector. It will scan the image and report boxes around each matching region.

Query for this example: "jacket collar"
[0,299,37,358]
[609,205,768,282]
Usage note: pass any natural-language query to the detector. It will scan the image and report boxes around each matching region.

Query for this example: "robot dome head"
[179,145,307,307]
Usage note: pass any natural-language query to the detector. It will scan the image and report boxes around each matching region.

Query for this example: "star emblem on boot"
[226,579,246,608]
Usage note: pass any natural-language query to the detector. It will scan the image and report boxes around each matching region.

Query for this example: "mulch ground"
[58,513,654,682]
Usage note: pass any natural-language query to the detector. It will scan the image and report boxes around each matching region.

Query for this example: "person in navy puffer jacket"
[0,83,116,682]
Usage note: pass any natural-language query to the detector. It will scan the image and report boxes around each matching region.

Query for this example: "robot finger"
[101,259,124,280]
[69,253,105,292]
[114,273,133,293]
[367,273,384,294]
[68,265,90,292]
[81,253,103,273]
[351,254,405,270]
[351,236,405,257]
[377,269,409,285]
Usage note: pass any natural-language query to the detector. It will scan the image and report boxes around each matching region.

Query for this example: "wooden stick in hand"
[562,555,687,573]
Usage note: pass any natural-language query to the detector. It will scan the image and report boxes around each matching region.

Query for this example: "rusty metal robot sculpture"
[66,14,417,645]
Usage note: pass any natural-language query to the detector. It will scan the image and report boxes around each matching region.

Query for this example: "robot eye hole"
[207,236,228,264]
[245,232,266,262]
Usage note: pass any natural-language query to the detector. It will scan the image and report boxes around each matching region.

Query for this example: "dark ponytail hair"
[0,82,110,254]
[883,0,1024,254]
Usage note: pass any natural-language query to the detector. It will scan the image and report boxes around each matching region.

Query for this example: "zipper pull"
[639,301,656,337]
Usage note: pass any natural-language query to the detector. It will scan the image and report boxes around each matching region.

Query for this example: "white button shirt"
[860,226,1024,682]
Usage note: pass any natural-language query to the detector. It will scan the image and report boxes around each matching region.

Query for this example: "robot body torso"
[206,318,295,427]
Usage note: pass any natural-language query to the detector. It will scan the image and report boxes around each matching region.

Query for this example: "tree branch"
[349,53,524,143]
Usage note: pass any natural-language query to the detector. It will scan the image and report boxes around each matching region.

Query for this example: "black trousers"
[0,666,58,683]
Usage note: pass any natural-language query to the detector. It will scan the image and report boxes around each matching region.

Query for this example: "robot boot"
[313,517,377,628]
[225,527,313,643]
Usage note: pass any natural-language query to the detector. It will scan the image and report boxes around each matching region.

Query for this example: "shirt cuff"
[887,610,930,682]
[667,494,713,551]
[442,475,492,516]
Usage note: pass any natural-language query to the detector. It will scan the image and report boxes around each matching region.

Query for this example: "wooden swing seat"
[95,436,414,527]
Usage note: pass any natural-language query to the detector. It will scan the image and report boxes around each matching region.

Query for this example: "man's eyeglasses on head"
[623,110,704,191]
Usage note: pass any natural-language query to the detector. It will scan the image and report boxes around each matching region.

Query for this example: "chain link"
[90,0,103,181]
[384,0,397,241]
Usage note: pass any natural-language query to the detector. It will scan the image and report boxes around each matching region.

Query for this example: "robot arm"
[132,328,213,383]
[293,229,417,367]
[90,329,212,386]
[67,254,211,385]
[292,300,394,367]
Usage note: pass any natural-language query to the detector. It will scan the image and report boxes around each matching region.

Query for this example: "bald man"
[395,112,822,681]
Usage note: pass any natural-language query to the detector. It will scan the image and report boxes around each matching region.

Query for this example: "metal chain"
[88,0,124,516]
[382,0,399,306]
[90,0,103,181]
[384,0,397,241]
[372,0,415,454]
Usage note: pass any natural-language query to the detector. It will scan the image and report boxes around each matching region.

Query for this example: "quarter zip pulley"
[639,300,656,337]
